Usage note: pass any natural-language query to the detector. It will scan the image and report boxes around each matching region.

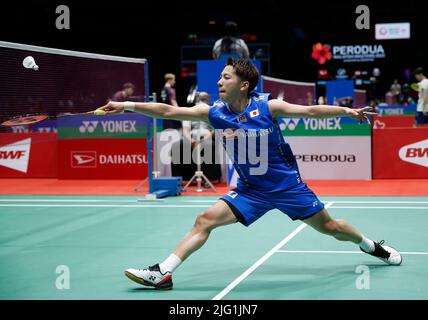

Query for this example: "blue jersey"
[208,92,302,192]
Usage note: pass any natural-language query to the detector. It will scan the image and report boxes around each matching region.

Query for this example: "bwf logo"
[79,121,99,133]
[399,139,428,168]
[0,138,31,173]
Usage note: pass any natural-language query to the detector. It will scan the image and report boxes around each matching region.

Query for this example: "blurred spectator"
[385,91,394,106]
[368,99,379,113]
[212,21,250,60]
[253,48,265,60]
[306,91,314,105]
[111,82,135,102]
[160,73,182,130]
[389,79,402,105]
[317,96,326,105]
[413,67,428,127]
[336,96,354,108]
[401,83,415,105]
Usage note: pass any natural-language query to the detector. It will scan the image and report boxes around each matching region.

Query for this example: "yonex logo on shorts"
[227,191,238,199]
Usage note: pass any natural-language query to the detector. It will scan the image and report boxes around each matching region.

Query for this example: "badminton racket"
[1,110,102,127]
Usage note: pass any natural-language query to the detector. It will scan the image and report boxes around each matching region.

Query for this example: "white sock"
[159,254,182,274]
[359,235,375,253]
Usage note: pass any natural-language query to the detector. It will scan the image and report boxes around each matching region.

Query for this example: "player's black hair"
[226,58,259,94]
[413,67,425,76]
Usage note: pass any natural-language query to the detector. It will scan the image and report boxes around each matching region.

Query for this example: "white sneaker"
[360,240,402,266]
[124,263,173,290]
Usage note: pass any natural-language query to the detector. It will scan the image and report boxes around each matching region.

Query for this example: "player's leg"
[303,208,402,265]
[172,199,238,261]
[124,200,237,289]
[303,208,362,243]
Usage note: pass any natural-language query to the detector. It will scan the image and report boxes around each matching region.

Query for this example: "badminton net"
[0,41,148,131]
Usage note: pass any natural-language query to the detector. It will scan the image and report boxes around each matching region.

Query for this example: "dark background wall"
[0,0,425,105]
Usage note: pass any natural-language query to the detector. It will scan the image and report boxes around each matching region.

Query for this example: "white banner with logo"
[375,23,410,40]
[0,133,58,178]
[286,136,372,180]
[0,138,31,173]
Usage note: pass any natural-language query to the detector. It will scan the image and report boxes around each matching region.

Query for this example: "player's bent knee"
[194,210,218,231]
[323,220,343,236]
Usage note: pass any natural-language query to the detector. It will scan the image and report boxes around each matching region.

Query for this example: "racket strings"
[1,112,97,127]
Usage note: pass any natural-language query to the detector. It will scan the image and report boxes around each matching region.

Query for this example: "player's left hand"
[346,106,377,124]
[98,101,124,114]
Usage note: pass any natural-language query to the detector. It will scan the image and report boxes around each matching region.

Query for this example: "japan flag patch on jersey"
[250,109,259,118]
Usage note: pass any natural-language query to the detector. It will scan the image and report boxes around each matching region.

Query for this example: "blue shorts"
[220,183,325,226]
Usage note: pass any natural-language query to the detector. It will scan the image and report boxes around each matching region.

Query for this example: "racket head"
[1,114,49,126]
[411,83,420,92]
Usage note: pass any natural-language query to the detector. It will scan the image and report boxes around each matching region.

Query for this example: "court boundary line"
[277,250,428,255]
[0,199,147,202]
[212,202,333,300]
[330,206,428,210]
[2,198,428,204]
[2,204,428,210]
[0,204,211,208]
[328,201,428,204]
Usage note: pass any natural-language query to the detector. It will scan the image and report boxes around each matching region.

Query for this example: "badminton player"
[99,58,402,290]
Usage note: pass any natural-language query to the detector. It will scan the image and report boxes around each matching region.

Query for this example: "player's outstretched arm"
[98,101,210,121]
[268,99,377,124]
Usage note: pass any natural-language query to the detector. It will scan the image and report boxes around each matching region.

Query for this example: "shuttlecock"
[23,56,39,71]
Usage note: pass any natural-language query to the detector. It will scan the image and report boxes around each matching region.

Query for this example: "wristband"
[123,101,136,112]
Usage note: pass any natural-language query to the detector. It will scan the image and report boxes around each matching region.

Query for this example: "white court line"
[1,199,427,203]
[0,204,211,208]
[1,199,427,204]
[277,250,428,255]
[1,204,427,210]
[212,223,307,300]
[328,201,428,204]
[212,202,333,300]
[330,206,428,210]
[0,199,141,202]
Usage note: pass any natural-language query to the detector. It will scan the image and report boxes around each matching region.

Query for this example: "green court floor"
[0,195,427,300]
